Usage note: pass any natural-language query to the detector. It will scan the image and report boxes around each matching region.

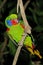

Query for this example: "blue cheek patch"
[6,20,12,26]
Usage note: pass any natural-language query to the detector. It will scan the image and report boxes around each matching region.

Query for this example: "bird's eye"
[6,20,12,26]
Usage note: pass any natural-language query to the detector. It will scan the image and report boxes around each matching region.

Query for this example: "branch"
[1,37,7,52]
[24,0,30,10]
[17,0,30,12]
[0,36,7,65]
[17,0,31,34]
[0,0,7,9]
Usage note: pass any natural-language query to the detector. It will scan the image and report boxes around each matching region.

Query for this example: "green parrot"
[5,14,42,59]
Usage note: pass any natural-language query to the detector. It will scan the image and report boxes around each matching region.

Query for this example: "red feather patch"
[6,28,10,31]
[20,24,25,29]
[11,20,18,25]
[32,43,35,50]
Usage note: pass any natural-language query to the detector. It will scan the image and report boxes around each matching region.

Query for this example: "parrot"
[5,14,42,59]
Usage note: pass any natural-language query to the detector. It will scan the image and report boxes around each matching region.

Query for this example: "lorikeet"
[5,14,42,59]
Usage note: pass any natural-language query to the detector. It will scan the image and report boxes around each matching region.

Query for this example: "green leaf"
[0,43,3,49]
[0,0,2,4]
[9,7,17,14]
[33,26,43,32]
[8,39,17,55]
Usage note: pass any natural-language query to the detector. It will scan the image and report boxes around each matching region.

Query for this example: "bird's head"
[5,14,18,29]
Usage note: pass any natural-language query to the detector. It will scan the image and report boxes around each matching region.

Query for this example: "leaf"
[33,26,43,32]
[8,39,17,55]
[0,0,2,4]
[9,7,17,14]
[37,16,43,27]
[0,43,3,49]
[29,8,38,25]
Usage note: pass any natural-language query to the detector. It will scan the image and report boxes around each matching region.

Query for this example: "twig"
[17,0,30,21]
[1,37,7,52]
[0,0,7,9]
[2,51,9,55]
[24,0,30,10]
[17,0,31,34]
[17,0,19,13]
[0,37,7,56]
[0,36,7,65]
[17,0,30,12]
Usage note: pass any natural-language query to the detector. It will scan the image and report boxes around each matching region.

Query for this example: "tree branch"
[0,0,7,9]
[0,36,8,65]
[17,0,30,12]
[17,0,31,34]
[1,37,7,52]
[24,0,30,10]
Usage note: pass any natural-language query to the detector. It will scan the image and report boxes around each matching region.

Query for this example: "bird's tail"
[26,46,42,59]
